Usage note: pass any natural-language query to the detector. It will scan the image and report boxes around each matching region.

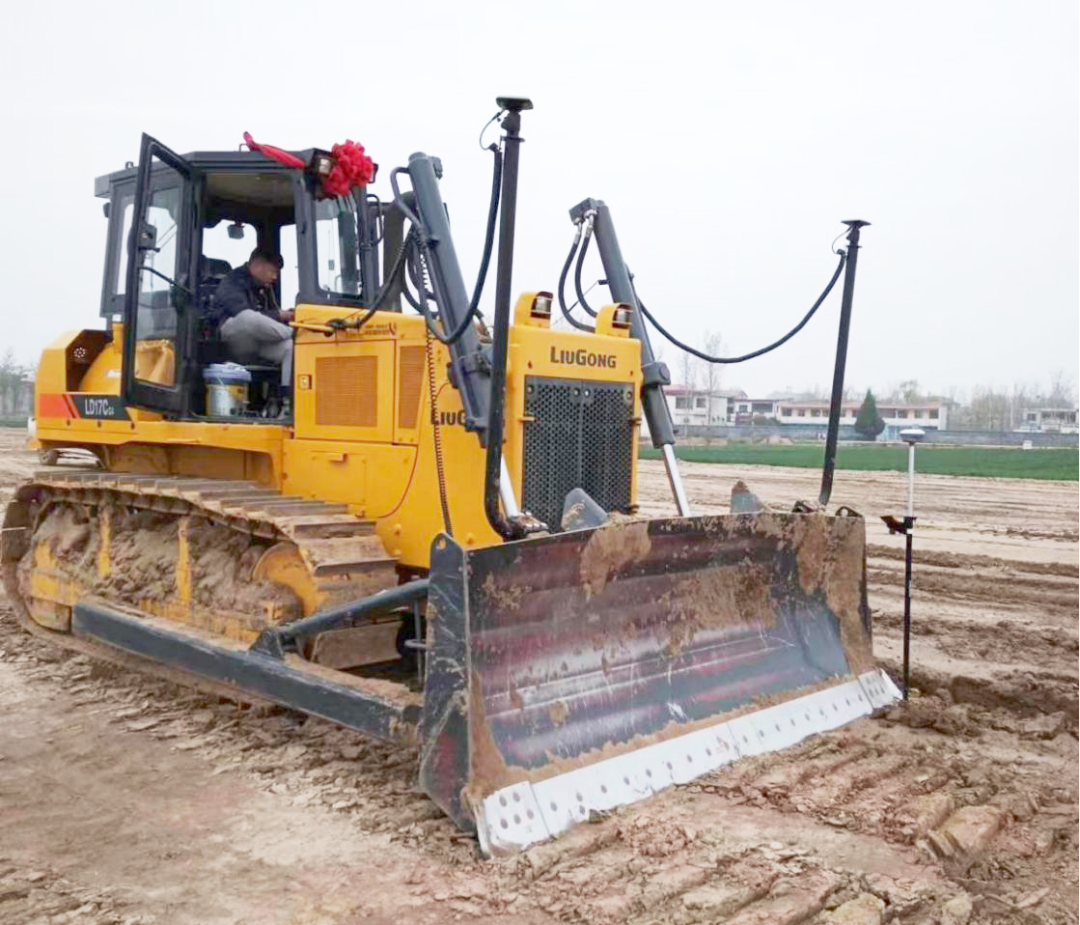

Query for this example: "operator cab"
[96,135,388,420]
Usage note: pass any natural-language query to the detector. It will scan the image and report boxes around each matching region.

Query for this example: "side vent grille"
[398,345,425,430]
[316,356,378,427]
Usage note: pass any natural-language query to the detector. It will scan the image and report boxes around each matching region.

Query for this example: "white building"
[1017,408,1079,434]
[730,398,786,423]
[651,389,952,433]
[770,399,948,430]
[665,386,741,427]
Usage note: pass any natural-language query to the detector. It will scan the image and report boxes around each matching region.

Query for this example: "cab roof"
[94,149,316,198]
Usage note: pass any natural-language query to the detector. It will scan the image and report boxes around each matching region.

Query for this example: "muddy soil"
[1,429,1076,925]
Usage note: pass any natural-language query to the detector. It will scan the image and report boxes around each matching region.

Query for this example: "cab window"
[115,193,134,299]
[201,220,256,275]
[314,196,361,297]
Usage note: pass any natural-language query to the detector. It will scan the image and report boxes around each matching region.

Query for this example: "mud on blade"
[419,511,898,852]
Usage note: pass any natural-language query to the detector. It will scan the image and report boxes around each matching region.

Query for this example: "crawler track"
[2,468,399,673]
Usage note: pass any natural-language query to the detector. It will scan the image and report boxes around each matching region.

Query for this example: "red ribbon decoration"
[243,132,306,170]
[321,140,376,198]
[242,133,374,198]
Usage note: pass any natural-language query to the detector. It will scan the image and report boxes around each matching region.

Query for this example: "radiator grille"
[521,376,634,530]
[397,345,425,430]
[315,356,378,427]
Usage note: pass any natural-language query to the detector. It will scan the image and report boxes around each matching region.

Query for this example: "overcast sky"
[1,0,1076,400]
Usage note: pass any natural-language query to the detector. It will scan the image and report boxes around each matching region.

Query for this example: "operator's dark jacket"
[208,265,275,325]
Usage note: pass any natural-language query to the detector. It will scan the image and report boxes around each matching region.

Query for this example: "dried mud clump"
[580,520,651,599]
[19,502,302,623]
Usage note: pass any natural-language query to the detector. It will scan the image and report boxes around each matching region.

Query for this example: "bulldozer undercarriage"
[2,470,403,663]
[1,466,900,855]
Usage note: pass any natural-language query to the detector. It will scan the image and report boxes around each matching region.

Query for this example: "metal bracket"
[881,514,916,535]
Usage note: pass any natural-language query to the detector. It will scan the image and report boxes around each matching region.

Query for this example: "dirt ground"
[1,429,1076,925]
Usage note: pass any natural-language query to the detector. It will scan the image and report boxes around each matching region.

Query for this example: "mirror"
[227,222,246,240]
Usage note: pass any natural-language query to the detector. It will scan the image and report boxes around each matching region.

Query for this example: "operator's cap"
[250,246,284,268]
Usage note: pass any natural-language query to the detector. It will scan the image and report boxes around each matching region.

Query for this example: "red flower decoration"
[321,140,376,198]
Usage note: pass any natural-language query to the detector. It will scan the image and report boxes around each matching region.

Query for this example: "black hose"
[389,168,423,227]
[405,243,436,305]
[400,254,424,312]
[328,228,417,330]
[470,145,503,311]
[574,220,598,317]
[634,253,846,364]
[390,166,485,345]
[366,192,385,245]
[557,226,595,332]
[387,169,433,312]
[373,229,415,310]
[413,239,484,345]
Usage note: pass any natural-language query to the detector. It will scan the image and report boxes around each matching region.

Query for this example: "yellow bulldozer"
[2,98,898,854]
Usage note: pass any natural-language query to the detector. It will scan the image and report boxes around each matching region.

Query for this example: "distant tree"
[1047,369,1077,407]
[700,330,724,444]
[678,350,698,398]
[969,385,1009,431]
[1009,380,1039,431]
[701,330,723,398]
[898,379,921,403]
[0,350,26,417]
[854,389,885,440]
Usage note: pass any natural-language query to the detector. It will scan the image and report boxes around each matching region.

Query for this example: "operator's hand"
[279,309,295,323]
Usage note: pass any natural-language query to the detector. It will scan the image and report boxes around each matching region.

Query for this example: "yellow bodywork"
[32,296,642,571]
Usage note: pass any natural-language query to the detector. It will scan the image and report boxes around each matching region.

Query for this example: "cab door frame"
[121,133,198,415]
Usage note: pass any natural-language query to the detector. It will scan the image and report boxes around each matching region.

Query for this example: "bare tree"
[898,379,921,403]
[700,330,724,436]
[0,349,26,418]
[798,384,828,400]
[1008,379,1042,431]
[965,385,1011,431]
[700,332,722,394]
[678,350,699,394]
[1047,369,1077,407]
[673,350,698,438]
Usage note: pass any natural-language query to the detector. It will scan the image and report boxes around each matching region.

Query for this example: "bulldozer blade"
[418,512,900,855]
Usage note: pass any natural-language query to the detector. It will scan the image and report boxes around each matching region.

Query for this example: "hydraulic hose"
[412,241,484,345]
[327,227,418,331]
[470,144,503,312]
[634,252,847,364]
[390,166,491,346]
[574,219,598,317]
[557,225,595,332]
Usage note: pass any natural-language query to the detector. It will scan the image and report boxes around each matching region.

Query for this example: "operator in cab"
[209,247,294,400]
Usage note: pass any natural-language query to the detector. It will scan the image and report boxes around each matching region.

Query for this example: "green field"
[639,443,1079,481]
